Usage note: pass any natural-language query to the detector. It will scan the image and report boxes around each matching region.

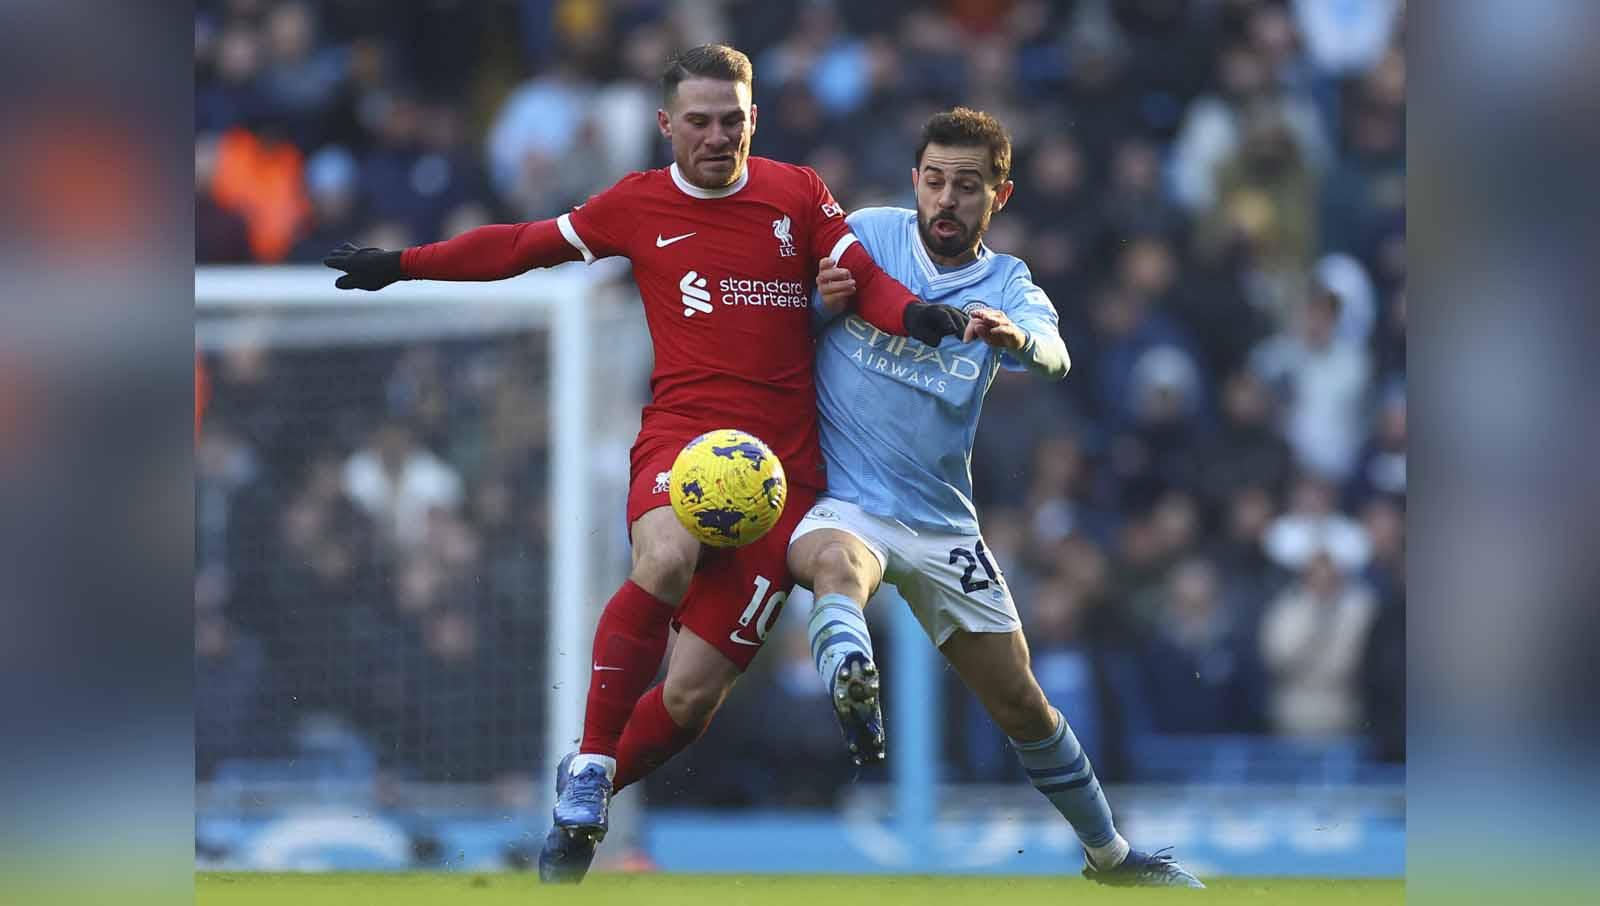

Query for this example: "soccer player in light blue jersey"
[787,108,1203,888]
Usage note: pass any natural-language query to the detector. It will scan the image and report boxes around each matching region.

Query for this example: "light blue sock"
[1011,709,1129,866]
[808,592,873,691]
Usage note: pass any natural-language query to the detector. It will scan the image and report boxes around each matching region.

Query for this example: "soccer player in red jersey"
[324,44,969,883]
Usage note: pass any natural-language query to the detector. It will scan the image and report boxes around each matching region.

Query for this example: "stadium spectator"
[196,133,253,263]
[359,96,482,244]
[1359,495,1406,609]
[1086,279,1203,433]
[400,607,499,780]
[257,0,349,146]
[1319,46,1406,257]
[196,18,269,134]
[195,418,279,622]
[1055,15,1145,168]
[1169,42,1330,215]
[1140,557,1266,734]
[759,2,872,117]
[1021,433,1118,554]
[196,605,273,776]
[203,332,301,475]
[1207,483,1292,616]
[1115,345,1210,501]
[1194,101,1320,316]
[1346,380,1406,508]
[1004,132,1101,258]
[342,417,464,551]
[1191,369,1295,512]
[1251,284,1373,479]
[485,57,596,217]
[287,144,362,262]
[211,122,314,262]
[1259,550,1378,737]
[1100,136,1185,243]
[264,461,384,728]
[589,23,680,176]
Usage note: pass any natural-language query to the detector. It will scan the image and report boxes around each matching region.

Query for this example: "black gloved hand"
[323,241,407,291]
[903,301,970,347]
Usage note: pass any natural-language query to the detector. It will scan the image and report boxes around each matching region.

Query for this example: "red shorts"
[627,431,818,671]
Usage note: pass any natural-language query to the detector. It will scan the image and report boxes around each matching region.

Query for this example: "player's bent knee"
[813,542,873,594]
[661,677,728,729]
[786,544,817,588]
[631,539,698,603]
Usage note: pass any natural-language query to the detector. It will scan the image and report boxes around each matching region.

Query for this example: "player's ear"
[749,102,758,134]
[991,180,1015,213]
[657,108,671,139]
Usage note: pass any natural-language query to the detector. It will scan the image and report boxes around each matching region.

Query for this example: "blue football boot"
[1082,846,1205,888]
[537,753,611,884]
[831,651,885,766]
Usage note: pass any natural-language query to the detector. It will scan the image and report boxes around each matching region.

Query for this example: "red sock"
[614,685,706,791]
[579,580,675,757]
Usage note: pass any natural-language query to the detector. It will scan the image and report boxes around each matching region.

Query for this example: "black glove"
[323,241,407,291]
[903,301,970,347]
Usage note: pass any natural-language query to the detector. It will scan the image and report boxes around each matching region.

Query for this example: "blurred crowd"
[196,0,1405,800]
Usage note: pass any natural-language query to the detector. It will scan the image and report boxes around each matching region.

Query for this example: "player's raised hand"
[323,241,407,291]
[965,307,1027,350]
[815,256,856,315]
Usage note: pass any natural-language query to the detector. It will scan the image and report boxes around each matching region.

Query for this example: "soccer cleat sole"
[538,826,598,885]
[562,825,605,845]
[833,656,885,766]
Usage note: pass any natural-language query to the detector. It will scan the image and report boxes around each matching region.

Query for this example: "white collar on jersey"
[669,161,750,199]
[906,212,995,292]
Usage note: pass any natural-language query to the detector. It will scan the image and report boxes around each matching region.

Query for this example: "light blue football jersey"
[815,206,1062,533]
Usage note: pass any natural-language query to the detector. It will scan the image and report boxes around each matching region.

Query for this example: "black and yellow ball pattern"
[668,429,788,548]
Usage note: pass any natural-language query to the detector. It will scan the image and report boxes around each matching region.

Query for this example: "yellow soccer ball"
[668,429,788,548]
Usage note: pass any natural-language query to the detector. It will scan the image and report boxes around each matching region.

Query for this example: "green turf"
[197,872,1403,906]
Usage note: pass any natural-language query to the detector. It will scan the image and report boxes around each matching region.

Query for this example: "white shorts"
[789,496,1020,646]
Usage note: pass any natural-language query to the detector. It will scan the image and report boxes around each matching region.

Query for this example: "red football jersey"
[556,157,859,492]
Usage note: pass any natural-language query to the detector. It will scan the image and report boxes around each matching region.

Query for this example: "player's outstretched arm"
[969,308,1071,380]
[323,242,405,291]
[324,219,586,290]
[833,241,969,346]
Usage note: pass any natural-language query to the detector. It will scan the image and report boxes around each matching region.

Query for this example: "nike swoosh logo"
[656,232,696,247]
[593,664,626,671]
[728,631,762,647]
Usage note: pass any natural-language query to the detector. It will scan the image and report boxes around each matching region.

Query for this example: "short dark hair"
[916,107,1012,184]
[661,44,753,103]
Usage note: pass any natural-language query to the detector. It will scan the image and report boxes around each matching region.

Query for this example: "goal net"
[195,263,643,865]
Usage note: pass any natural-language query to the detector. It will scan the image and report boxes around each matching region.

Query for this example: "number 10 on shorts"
[730,575,787,646]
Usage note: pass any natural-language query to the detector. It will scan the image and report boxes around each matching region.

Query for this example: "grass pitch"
[197,872,1403,906]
